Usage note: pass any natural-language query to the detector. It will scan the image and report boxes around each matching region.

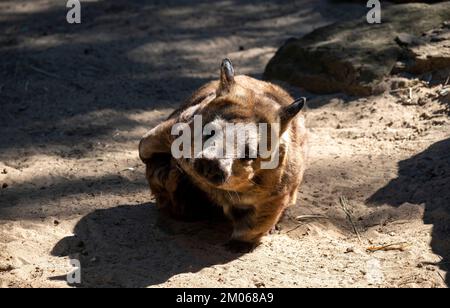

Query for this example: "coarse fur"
[139,59,308,251]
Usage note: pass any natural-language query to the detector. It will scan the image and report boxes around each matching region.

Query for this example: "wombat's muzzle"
[194,158,230,186]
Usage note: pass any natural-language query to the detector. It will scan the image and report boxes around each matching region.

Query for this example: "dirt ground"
[0,0,449,288]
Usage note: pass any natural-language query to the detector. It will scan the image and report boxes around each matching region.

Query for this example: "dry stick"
[439,88,449,97]
[28,65,61,79]
[437,271,446,284]
[339,196,362,244]
[389,84,422,94]
[439,76,450,96]
[295,214,329,221]
[27,65,85,90]
[419,260,450,267]
[284,214,328,234]
[367,242,411,252]
[285,223,306,234]
[397,276,420,287]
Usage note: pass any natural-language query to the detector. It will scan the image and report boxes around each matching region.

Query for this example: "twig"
[284,214,329,234]
[419,261,450,268]
[389,84,421,94]
[27,64,85,90]
[397,276,419,287]
[339,196,362,244]
[439,87,449,97]
[437,271,446,284]
[285,223,305,234]
[367,242,411,252]
[28,65,61,79]
[295,214,329,221]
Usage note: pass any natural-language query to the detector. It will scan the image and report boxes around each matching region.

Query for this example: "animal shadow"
[52,203,241,287]
[368,138,450,286]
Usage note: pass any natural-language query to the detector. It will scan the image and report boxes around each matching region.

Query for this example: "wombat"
[139,59,308,251]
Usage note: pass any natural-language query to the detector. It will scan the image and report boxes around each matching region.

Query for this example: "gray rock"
[264,3,450,96]
[400,25,450,74]
[395,33,424,47]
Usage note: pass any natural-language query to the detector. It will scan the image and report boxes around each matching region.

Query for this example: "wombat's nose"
[194,158,228,185]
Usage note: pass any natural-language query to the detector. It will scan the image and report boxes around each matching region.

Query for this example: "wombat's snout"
[194,158,229,185]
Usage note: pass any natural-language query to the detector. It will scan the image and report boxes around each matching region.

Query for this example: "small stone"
[2,183,8,189]
[395,33,421,46]
[394,61,407,70]
[432,120,446,126]
[426,266,436,272]
[439,88,449,97]
[1,169,7,174]
[345,247,355,254]
[0,264,14,272]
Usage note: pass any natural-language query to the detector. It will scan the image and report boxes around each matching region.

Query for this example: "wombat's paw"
[224,239,257,254]
[269,224,281,235]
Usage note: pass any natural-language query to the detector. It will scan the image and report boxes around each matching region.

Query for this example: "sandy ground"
[0,0,449,288]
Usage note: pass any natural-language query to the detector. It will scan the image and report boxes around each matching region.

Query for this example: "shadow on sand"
[52,203,241,287]
[368,138,450,286]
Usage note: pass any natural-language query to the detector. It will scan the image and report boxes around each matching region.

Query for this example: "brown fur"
[139,59,308,250]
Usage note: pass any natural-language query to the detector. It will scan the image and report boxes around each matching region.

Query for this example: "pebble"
[0,264,14,272]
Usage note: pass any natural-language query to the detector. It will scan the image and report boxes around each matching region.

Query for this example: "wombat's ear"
[279,97,306,132]
[218,58,235,95]
[139,119,175,163]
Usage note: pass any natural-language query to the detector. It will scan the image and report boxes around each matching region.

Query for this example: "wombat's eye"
[203,130,216,141]
[240,157,255,162]
[239,145,257,162]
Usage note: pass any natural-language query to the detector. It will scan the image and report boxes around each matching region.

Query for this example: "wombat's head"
[174,59,305,191]
[139,59,305,192]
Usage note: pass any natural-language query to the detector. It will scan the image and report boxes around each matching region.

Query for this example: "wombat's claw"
[269,226,278,235]
[224,240,256,254]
